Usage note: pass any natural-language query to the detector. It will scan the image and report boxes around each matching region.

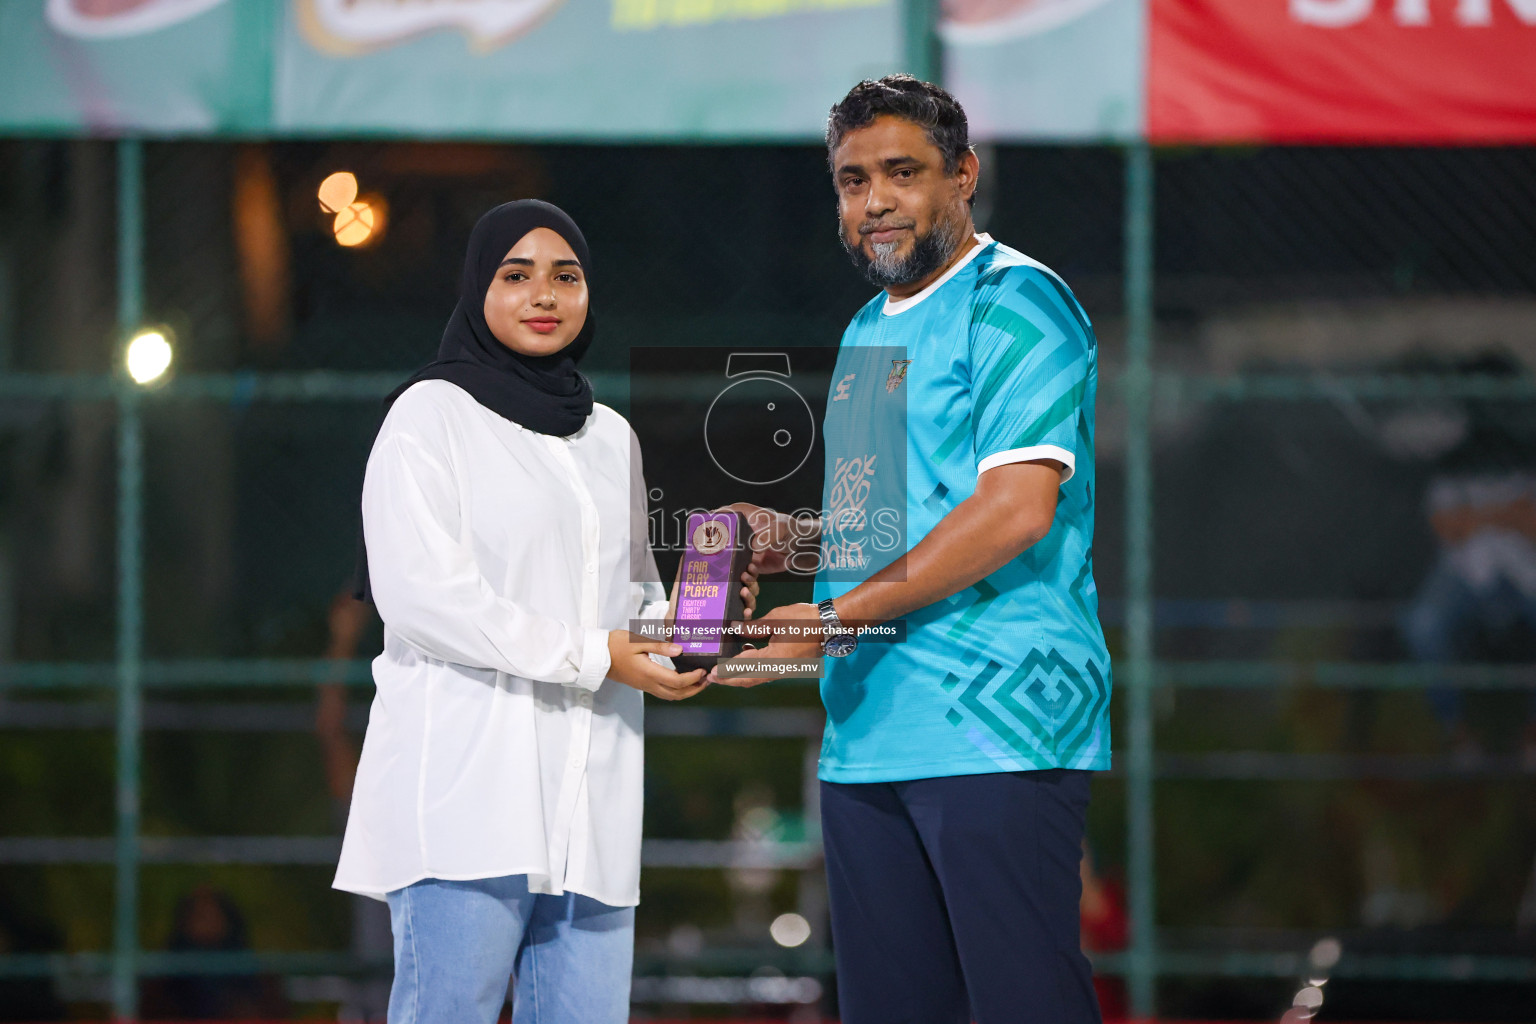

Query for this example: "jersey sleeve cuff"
[574,626,612,691]
[977,444,1075,484]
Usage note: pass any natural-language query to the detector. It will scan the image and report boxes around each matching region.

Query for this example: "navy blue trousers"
[821,769,1101,1024]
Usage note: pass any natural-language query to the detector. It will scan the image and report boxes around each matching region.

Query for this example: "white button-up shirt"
[332,379,670,907]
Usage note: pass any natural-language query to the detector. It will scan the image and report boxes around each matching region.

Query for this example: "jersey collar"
[880,232,994,317]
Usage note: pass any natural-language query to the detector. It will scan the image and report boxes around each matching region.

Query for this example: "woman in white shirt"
[335,200,758,1024]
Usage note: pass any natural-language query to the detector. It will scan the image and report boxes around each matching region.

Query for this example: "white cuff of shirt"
[574,627,612,691]
[977,444,1075,483]
[635,594,677,671]
[636,599,671,621]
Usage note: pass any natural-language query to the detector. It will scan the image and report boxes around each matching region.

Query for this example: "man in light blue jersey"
[712,75,1109,1024]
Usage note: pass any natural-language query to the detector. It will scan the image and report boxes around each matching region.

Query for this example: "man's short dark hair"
[825,75,973,175]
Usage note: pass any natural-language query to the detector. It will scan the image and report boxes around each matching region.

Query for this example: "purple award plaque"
[671,511,752,671]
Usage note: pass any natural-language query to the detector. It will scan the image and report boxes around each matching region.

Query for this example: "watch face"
[824,633,857,658]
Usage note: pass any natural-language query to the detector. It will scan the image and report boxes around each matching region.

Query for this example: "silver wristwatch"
[818,598,858,658]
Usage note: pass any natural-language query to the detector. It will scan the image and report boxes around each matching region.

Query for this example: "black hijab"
[352,199,596,602]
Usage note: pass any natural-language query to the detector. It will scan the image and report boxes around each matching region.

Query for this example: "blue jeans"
[385,875,634,1024]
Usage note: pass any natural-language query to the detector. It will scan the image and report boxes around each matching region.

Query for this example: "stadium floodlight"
[124,328,173,385]
[334,200,378,247]
[768,912,811,948]
[1308,936,1342,971]
[318,170,359,214]
[319,171,386,248]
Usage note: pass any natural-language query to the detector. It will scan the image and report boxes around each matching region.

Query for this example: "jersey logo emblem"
[886,359,912,393]
[832,372,856,401]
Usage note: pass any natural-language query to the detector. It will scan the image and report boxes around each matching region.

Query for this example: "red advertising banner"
[1148,0,1536,143]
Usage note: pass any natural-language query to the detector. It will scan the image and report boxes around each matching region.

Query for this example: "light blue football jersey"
[812,235,1112,783]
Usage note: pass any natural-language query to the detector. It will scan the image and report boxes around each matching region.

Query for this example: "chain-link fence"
[1,138,1534,1021]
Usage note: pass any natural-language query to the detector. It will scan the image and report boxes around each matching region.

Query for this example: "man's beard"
[841,206,969,289]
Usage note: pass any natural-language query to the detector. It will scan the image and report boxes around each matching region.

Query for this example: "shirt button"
[578,691,592,707]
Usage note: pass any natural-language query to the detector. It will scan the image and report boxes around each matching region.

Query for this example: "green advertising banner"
[0,0,1144,140]
[945,0,1144,141]
[275,0,902,138]
[0,1,276,133]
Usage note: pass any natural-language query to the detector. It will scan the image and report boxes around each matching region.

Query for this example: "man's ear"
[956,148,981,203]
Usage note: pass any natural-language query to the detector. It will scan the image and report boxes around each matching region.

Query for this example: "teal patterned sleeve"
[967,264,1095,482]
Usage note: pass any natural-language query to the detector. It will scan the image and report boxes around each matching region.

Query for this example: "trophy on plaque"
[670,510,754,672]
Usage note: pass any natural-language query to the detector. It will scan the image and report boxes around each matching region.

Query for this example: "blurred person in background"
[316,586,391,1022]
[1079,842,1127,1021]
[140,884,287,1020]
[335,200,757,1024]
[1400,362,1536,765]
[714,77,1109,1024]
